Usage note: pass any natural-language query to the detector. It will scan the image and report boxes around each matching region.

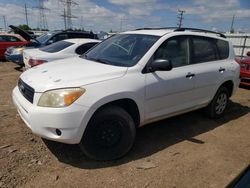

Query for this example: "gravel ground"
[0,62,249,188]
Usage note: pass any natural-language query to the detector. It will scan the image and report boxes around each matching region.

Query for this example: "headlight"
[38,88,85,107]
[12,48,24,55]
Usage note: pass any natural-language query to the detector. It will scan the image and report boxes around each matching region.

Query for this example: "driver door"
[144,36,196,121]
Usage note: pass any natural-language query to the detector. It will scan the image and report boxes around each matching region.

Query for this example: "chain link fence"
[225,33,250,57]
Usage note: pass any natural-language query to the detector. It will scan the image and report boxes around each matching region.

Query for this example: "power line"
[177,9,185,28]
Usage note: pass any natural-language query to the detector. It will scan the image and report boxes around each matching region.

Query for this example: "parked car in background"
[12,28,240,160]
[23,38,100,69]
[0,33,30,60]
[5,25,98,66]
[235,51,250,87]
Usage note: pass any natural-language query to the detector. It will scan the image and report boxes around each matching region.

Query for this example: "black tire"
[205,86,229,119]
[79,105,136,160]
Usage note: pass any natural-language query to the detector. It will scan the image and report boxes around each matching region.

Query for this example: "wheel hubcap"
[215,93,227,114]
[95,120,122,147]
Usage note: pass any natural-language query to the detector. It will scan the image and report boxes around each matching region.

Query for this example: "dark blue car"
[5,25,98,66]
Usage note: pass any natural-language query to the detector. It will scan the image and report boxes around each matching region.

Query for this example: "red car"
[236,51,250,87]
[0,33,30,59]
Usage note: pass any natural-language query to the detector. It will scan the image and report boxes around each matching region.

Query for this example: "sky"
[0,0,250,33]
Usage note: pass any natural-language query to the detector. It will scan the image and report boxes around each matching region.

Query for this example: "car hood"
[20,57,128,92]
[9,25,38,43]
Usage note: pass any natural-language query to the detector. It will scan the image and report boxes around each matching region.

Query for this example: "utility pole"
[59,0,78,30]
[80,16,83,30]
[24,3,29,27]
[120,16,127,32]
[230,14,235,33]
[177,9,185,28]
[62,8,67,30]
[35,0,49,30]
[3,16,7,32]
[120,18,122,32]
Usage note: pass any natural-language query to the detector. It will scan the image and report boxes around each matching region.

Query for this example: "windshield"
[36,33,52,44]
[40,41,74,53]
[83,34,160,67]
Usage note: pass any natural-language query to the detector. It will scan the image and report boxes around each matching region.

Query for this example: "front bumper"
[5,53,24,65]
[12,86,90,144]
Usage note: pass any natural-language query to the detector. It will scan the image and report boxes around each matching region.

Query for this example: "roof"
[0,33,26,41]
[122,29,173,36]
[51,30,95,35]
[63,38,101,44]
[122,27,226,39]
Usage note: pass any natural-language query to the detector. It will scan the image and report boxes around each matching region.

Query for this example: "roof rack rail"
[174,27,226,38]
[134,27,226,38]
[135,27,178,31]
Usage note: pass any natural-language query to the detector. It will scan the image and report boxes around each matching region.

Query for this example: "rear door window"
[69,33,94,39]
[9,36,21,42]
[51,33,68,43]
[0,36,7,42]
[192,37,218,64]
[75,42,98,55]
[40,41,74,53]
[0,36,21,42]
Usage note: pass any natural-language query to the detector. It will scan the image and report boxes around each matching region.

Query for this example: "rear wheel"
[205,86,229,119]
[79,105,136,160]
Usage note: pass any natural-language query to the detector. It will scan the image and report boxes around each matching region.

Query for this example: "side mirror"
[47,40,53,45]
[247,51,250,56]
[149,59,172,72]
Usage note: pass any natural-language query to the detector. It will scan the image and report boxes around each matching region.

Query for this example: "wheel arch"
[79,94,143,140]
[219,80,234,97]
[91,98,141,128]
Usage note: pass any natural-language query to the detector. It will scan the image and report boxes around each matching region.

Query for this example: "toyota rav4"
[12,28,240,160]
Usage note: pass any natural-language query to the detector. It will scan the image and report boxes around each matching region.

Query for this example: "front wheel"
[79,106,136,160]
[205,86,229,119]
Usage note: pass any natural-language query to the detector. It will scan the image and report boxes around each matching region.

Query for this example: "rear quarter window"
[216,40,229,59]
[75,42,98,55]
[40,41,74,53]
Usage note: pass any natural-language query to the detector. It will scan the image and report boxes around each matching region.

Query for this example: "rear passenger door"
[190,36,229,105]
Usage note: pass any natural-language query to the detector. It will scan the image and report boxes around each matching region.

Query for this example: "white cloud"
[108,0,157,6]
[0,0,249,32]
[183,0,250,22]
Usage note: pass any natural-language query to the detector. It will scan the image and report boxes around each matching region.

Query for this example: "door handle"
[186,72,195,78]
[219,67,225,73]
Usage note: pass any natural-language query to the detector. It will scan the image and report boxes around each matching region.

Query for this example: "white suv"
[12,28,240,160]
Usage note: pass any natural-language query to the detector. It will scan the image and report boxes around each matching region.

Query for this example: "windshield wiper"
[95,58,111,65]
[86,57,111,65]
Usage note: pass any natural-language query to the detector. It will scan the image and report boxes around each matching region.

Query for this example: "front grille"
[18,79,34,103]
